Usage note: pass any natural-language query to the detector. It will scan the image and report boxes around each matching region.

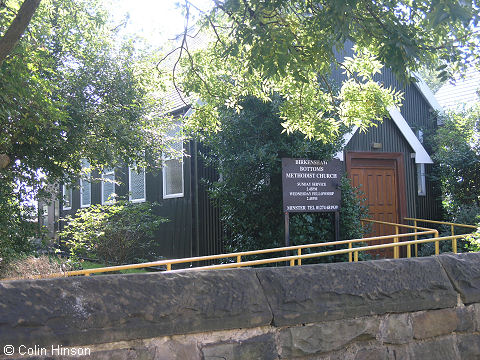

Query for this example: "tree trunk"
[0,0,42,65]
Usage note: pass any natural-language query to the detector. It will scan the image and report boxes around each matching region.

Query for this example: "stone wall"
[1,253,480,359]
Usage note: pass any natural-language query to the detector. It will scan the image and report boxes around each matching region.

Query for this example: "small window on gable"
[417,163,426,196]
[417,129,424,144]
[63,184,72,210]
[129,165,146,203]
[163,122,184,199]
[80,160,91,208]
[101,168,115,204]
[42,205,49,226]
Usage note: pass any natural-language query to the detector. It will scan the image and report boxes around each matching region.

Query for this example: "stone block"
[279,317,379,357]
[0,269,272,348]
[457,334,480,360]
[437,253,480,304]
[411,309,458,339]
[456,306,475,332]
[255,257,456,326]
[409,336,458,360]
[470,303,480,331]
[378,313,413,344]
[147,340,201,360]
[354,347,389,360]
[200,333,277,360]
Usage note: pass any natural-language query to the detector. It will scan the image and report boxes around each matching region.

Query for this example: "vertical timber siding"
[333,42,442,220]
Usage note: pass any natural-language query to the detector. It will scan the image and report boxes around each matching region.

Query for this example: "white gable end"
[334,107,433,164]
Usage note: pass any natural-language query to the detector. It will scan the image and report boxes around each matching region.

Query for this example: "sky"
[109,0,213,49]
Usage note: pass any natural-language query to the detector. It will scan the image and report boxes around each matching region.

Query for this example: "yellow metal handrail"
[23,219,475,280]
[44,227,436,278]
[174,234,470,272]
[405,217,478,254]
[361,218,438,258]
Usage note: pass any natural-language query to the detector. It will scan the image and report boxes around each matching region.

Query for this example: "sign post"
[282,158,343,249]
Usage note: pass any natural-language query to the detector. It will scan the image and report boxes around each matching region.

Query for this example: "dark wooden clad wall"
[332,41,442,221]
[148,142,193,260]
[59,138,226,261]
[194,142,224,257]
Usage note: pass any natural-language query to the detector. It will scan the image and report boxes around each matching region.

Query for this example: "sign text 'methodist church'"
[282,158,343,212]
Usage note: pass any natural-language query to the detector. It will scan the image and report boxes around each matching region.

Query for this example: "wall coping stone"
[256,257,456,326]
[0,254,472,349]
[436,252,480,304]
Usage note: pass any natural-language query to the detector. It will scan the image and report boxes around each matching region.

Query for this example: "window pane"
[417,163,426,196]
[130,168,145,201]
[81,180,91,206]
[103,173,115,203]
[42,205,48,226]
[63,185,72,208]
[164,159,183,196]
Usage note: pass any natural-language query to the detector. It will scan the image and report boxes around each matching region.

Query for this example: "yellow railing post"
[394,225,399,259]
[167,263,171,271]
[354,251,358,262]
[236,255,242,267]
[451,224,457,253]
[414,220,418,257]
[297,248,302,266]
[290,259,295,266]
[348,243,352,262]
[435,231,440,255]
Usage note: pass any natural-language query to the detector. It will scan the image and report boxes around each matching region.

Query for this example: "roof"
[161,31,211,114]
[435,68,480,110]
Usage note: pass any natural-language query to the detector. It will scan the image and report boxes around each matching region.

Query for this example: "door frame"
[345,152,408,225]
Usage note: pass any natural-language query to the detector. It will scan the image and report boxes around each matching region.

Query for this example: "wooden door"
[346,153,407,258]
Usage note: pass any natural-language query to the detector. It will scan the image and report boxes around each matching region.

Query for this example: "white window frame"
[129,165,146,203]
[80,179,91,208]
[101,169,115,205]
[417,163,426,196]
[162,157,184,199]
[80,160,91,208]
[417,129,424,144]
[42,205,49,226]
[62,184,72,210]
[162,121,184,199]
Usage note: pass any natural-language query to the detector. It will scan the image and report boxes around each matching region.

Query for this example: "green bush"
[0,182,36,266]
[201,96,368,262]
[60,200,167,265]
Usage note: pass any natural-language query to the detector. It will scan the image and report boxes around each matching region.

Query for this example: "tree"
[201,96,368,257]
[433,104,480,214]
[0,0,41,65]
[0,0,172,260]
[169,0,480,141]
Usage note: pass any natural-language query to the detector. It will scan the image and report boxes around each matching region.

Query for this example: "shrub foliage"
[60,200,167,265]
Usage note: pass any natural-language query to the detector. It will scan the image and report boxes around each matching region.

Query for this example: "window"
[163,123,184,199]
[80,160,91,208]
[417,163,426,196]
[417,129,424,143]
[42,205,48,226]
[62,184,72,210]
[101,168,115,204]
[129,165,146,203]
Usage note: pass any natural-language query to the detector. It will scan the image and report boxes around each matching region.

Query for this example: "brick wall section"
[1,253,480,359]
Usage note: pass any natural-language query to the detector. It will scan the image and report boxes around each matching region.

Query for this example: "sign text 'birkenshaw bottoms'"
[282,158,343,212]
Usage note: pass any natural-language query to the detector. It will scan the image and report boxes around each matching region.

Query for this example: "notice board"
[282,158,343,212]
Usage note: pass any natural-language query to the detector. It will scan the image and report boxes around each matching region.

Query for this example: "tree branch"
[0,0,41,65]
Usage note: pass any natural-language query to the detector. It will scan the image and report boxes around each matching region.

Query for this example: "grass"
[80,260,150,275]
